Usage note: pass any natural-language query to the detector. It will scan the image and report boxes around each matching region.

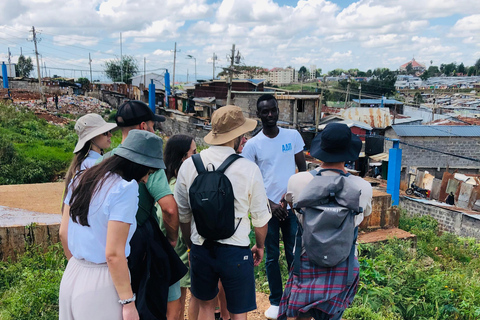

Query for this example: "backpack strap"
[293,219,303,276]
[191,154,206,174]
[317,168,351,177]
[217,154,241,173]
[346,226,359,286]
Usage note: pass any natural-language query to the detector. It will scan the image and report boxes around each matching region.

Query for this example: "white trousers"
[59,257,122,320]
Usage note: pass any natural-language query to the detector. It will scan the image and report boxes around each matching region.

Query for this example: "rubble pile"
[1,89,113,126]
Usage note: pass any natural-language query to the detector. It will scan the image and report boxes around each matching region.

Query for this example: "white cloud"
[53,35,100,47]
[449,14,480,38]
[325,33,354,42]
[362,34,406,48]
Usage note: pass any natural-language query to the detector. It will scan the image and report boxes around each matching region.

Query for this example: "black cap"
[310,123,362,163]
[116,100,166,127]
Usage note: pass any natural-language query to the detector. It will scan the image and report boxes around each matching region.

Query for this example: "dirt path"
[0,182,64,214]
[0,182,271,319]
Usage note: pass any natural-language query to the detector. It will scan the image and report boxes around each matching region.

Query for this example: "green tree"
[475,58,480,76]
[315,68,322,77]
[15,54,34,77]
[427,65,440,77]
[405,62,413,75]
[440,62,456,76]
[467,66,476,76]
[414,92,423,105]
[420,70,429,81]
[77,77,90,90]
[104,55,139,84]
[366,69,372,77]
[298,66,308,81]
[457,63,466,74]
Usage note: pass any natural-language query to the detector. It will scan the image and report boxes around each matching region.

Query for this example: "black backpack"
[189,153,242,241]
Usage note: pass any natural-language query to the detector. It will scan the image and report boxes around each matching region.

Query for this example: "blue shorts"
[190,243,256,314]
[167,280,181,302]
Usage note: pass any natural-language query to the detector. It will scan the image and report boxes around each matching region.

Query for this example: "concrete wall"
[234,93,317,125]
[385,131,480,170]
[400,197,480,239]
[160,114,211,147]
[0,224,60,261]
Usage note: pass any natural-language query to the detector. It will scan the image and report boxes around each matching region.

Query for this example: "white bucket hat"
[74,113,117,153]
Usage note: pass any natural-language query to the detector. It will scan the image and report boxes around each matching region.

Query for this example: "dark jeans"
[265,209,297,306]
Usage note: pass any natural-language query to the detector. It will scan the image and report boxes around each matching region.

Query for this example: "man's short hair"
[257,94,278,110]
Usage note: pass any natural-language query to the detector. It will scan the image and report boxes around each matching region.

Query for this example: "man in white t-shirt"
[241,94,306,319]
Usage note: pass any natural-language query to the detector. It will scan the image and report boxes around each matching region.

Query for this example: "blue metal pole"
[2,62,9,89]
[164,69,170,109]
[386,139,402,205]
[148,79,155,113]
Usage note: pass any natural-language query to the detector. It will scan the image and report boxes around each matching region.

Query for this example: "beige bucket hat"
[74,113,117,153]
[204,105,257,145]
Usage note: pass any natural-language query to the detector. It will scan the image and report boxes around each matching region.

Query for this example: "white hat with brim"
[204,105,257,145]
[74,114,117,153]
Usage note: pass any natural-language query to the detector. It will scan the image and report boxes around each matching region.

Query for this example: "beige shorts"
[59,257,122,320]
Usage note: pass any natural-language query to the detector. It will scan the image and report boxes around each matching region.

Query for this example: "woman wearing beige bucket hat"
[62,114,117,210]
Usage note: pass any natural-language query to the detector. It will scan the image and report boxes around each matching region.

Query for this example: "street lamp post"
[187,55,197,81]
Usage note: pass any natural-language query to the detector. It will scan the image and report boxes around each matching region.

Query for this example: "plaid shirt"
[278,252,359,319]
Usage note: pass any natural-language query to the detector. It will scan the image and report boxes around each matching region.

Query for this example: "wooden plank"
[439,171,455,202]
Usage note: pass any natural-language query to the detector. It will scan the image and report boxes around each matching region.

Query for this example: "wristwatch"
[118,293,136,305]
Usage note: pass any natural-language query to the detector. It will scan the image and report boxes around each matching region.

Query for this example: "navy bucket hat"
[310,123,362,163]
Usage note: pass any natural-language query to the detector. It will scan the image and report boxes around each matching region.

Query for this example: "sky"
[0,0,479,83]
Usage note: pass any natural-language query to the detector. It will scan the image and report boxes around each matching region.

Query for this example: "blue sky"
[0,0,479,82]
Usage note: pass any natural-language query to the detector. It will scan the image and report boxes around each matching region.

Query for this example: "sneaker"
[264,305,279,320]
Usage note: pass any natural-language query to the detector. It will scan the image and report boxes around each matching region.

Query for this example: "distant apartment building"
[268,67,297,85]
[310,65,317,80]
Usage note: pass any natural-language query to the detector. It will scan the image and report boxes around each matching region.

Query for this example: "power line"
[360,134,480,163]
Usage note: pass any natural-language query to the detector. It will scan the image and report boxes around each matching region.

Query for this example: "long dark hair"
[164,134,194,181]
[69,155,152,226]
[64,141,91,193]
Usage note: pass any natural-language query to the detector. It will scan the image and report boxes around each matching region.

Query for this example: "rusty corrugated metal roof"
[340,107,392,129]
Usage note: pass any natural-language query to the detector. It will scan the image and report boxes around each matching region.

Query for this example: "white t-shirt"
[64,173,138,263]
[175,146,271,247]
[81,150,102,171]
[242,127,305,203]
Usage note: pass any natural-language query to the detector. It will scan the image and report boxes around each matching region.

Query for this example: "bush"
[0,102,76,184]
[0,244,66,319]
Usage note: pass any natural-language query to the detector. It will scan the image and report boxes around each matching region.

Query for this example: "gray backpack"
[293,169,363,285]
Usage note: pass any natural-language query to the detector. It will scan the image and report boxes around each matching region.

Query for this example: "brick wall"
[385,134,480,169]
[400,197,480,239]
[160,114,210,148]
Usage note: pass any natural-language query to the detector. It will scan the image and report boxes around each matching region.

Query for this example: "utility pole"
[359,84,362,104]
[120,32,123,83]
[316,76,326,133]
[344,77,351,108]
[143,57,146,88]
[89,53,93,85]
[226,44,235,105]
[31,26,45,102]
[212,52,217,80]
[172,42,180,92]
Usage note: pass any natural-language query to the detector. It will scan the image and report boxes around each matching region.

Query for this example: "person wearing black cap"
[278,123,373,320]
[97,101,187,319]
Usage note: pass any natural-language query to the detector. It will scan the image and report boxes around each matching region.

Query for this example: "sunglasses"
[102,130,112,136]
